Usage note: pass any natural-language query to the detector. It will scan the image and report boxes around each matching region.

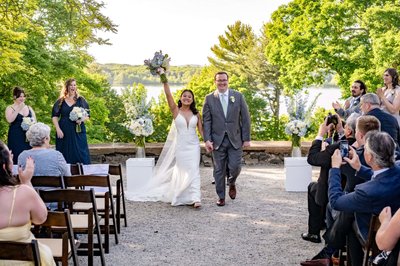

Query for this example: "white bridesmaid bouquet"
[144,50,171,83]
[21,117,35,131]
[69,107,88,133]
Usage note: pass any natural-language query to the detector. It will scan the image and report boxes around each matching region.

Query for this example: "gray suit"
[203,89,251,199]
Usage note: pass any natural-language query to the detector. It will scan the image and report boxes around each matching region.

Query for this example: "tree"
[0,0,117,141]
[264,0,400,97]
[208,21,284,139]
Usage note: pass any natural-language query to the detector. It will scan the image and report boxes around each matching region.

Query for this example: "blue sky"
[88,0,292,66]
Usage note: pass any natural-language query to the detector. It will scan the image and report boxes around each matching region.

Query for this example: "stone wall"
[89,141,312,166]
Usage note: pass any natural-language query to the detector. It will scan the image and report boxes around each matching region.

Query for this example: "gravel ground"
[81,165,325,266]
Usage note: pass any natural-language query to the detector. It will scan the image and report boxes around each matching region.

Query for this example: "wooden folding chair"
[81,163,128,233]
[69,163,83,176]
[34,210,79,266]
[31,175,65,188]
[109,164,128,233]
[39,189,105,266]
[363,215,381,266]
[63,174,119,254]
[0,239,41,265]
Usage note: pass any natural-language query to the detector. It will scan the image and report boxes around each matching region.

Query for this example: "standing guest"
[360,93,400,148]
[0,141,55,265]
[377,68,400,126]
[18,122,71,177]
[332,80,367,120]
[5,86,36,164]
[52,78,91,164]
[202,71,251,206]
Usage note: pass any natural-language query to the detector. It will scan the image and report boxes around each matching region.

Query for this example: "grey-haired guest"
[18,122,71,177]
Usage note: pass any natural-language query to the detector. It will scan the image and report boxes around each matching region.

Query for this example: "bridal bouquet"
[69,106,88,133]
[21,117,35,131]
[144,50,171,83]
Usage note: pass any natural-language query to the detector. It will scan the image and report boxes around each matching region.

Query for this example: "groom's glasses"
[216,79,228,82]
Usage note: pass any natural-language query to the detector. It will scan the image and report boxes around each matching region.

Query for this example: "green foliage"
[264,0,400,97]
[0,0,116,143]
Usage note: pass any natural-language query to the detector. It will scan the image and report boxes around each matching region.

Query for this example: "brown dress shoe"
[216,199,225,206]
[300,258,332,266]
[229,184,236,199]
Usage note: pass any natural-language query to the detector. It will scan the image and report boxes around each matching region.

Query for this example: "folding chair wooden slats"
[0,239,41,265]
[39,189,105,266]
[363,215,381,266]
[35,210,79,266]
[31,175,65,188]
[64,174,119,253]
[109,164,128,232]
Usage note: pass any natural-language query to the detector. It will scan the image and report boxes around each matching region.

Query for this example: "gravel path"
[93,165,325,265]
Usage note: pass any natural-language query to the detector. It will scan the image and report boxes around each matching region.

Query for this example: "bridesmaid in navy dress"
[51,78,91,164]
[5,87,36,164]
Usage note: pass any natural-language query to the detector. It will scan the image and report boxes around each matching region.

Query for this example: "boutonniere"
[230,96,235,103]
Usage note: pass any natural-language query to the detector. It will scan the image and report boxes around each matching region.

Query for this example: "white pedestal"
[284,157,312,192]
[126,158,154,195]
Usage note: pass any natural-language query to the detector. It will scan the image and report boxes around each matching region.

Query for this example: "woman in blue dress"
[5,87,36,164]
[51,78,91,164]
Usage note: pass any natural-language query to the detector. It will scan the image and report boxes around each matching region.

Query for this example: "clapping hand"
[18,156,34,185]
[332,101,342,110]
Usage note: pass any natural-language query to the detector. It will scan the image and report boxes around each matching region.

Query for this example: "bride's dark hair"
[178,89,198,114]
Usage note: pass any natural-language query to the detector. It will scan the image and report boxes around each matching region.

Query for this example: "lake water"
[112,85,343,115]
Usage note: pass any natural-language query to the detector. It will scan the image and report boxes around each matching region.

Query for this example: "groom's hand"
[242,141,251,148]
[205,140,214,152]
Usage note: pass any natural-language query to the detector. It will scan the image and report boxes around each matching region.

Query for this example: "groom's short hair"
[214,71,229,80]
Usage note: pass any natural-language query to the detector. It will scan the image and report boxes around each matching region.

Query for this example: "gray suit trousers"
[212,135,243,199]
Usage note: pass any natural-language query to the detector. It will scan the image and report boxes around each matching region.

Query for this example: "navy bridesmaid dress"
[7,110,32,164]
[52,97,91,164]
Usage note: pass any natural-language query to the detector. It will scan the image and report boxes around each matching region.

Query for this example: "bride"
[129,69,203,208]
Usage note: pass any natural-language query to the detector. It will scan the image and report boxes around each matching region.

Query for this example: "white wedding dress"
[128,113,201,206]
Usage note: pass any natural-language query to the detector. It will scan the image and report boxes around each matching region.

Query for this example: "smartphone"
[340,140,349,158]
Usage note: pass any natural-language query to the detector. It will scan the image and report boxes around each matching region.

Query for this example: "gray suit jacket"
[202,89,251,149]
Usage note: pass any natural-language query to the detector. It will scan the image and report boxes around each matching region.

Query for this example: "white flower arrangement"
[127,117,153,137]
[285,120,308,137]
[284,90,320,146]
[21,117,35,131]
[230,96,235,103]
[122,84,154,146]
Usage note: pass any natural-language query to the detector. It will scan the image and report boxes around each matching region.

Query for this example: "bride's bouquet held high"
[144,50,171,83]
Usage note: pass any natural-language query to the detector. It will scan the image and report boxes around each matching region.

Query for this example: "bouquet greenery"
[144,50,170,83]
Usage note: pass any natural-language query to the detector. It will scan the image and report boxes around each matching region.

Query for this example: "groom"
[203,71,251,206]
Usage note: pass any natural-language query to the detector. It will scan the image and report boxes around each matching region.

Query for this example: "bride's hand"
[157,67,165,75]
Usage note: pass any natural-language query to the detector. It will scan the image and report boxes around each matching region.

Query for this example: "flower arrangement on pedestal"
[284,90,320,157]
[123,84,154,158]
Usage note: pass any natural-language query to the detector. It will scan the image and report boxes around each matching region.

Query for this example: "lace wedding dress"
[128,113,201,206]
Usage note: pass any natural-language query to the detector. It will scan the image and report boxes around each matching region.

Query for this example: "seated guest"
[301,113,358,244]
[360,93,400,149]
[329,131,400,265]
[374,206,400,265]
[0,141,55,265]
[302,115,381,265]
[18,122,71,177]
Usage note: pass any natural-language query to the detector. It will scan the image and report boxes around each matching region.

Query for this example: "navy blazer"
[367,108,400,147]
[329,165,400,242]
